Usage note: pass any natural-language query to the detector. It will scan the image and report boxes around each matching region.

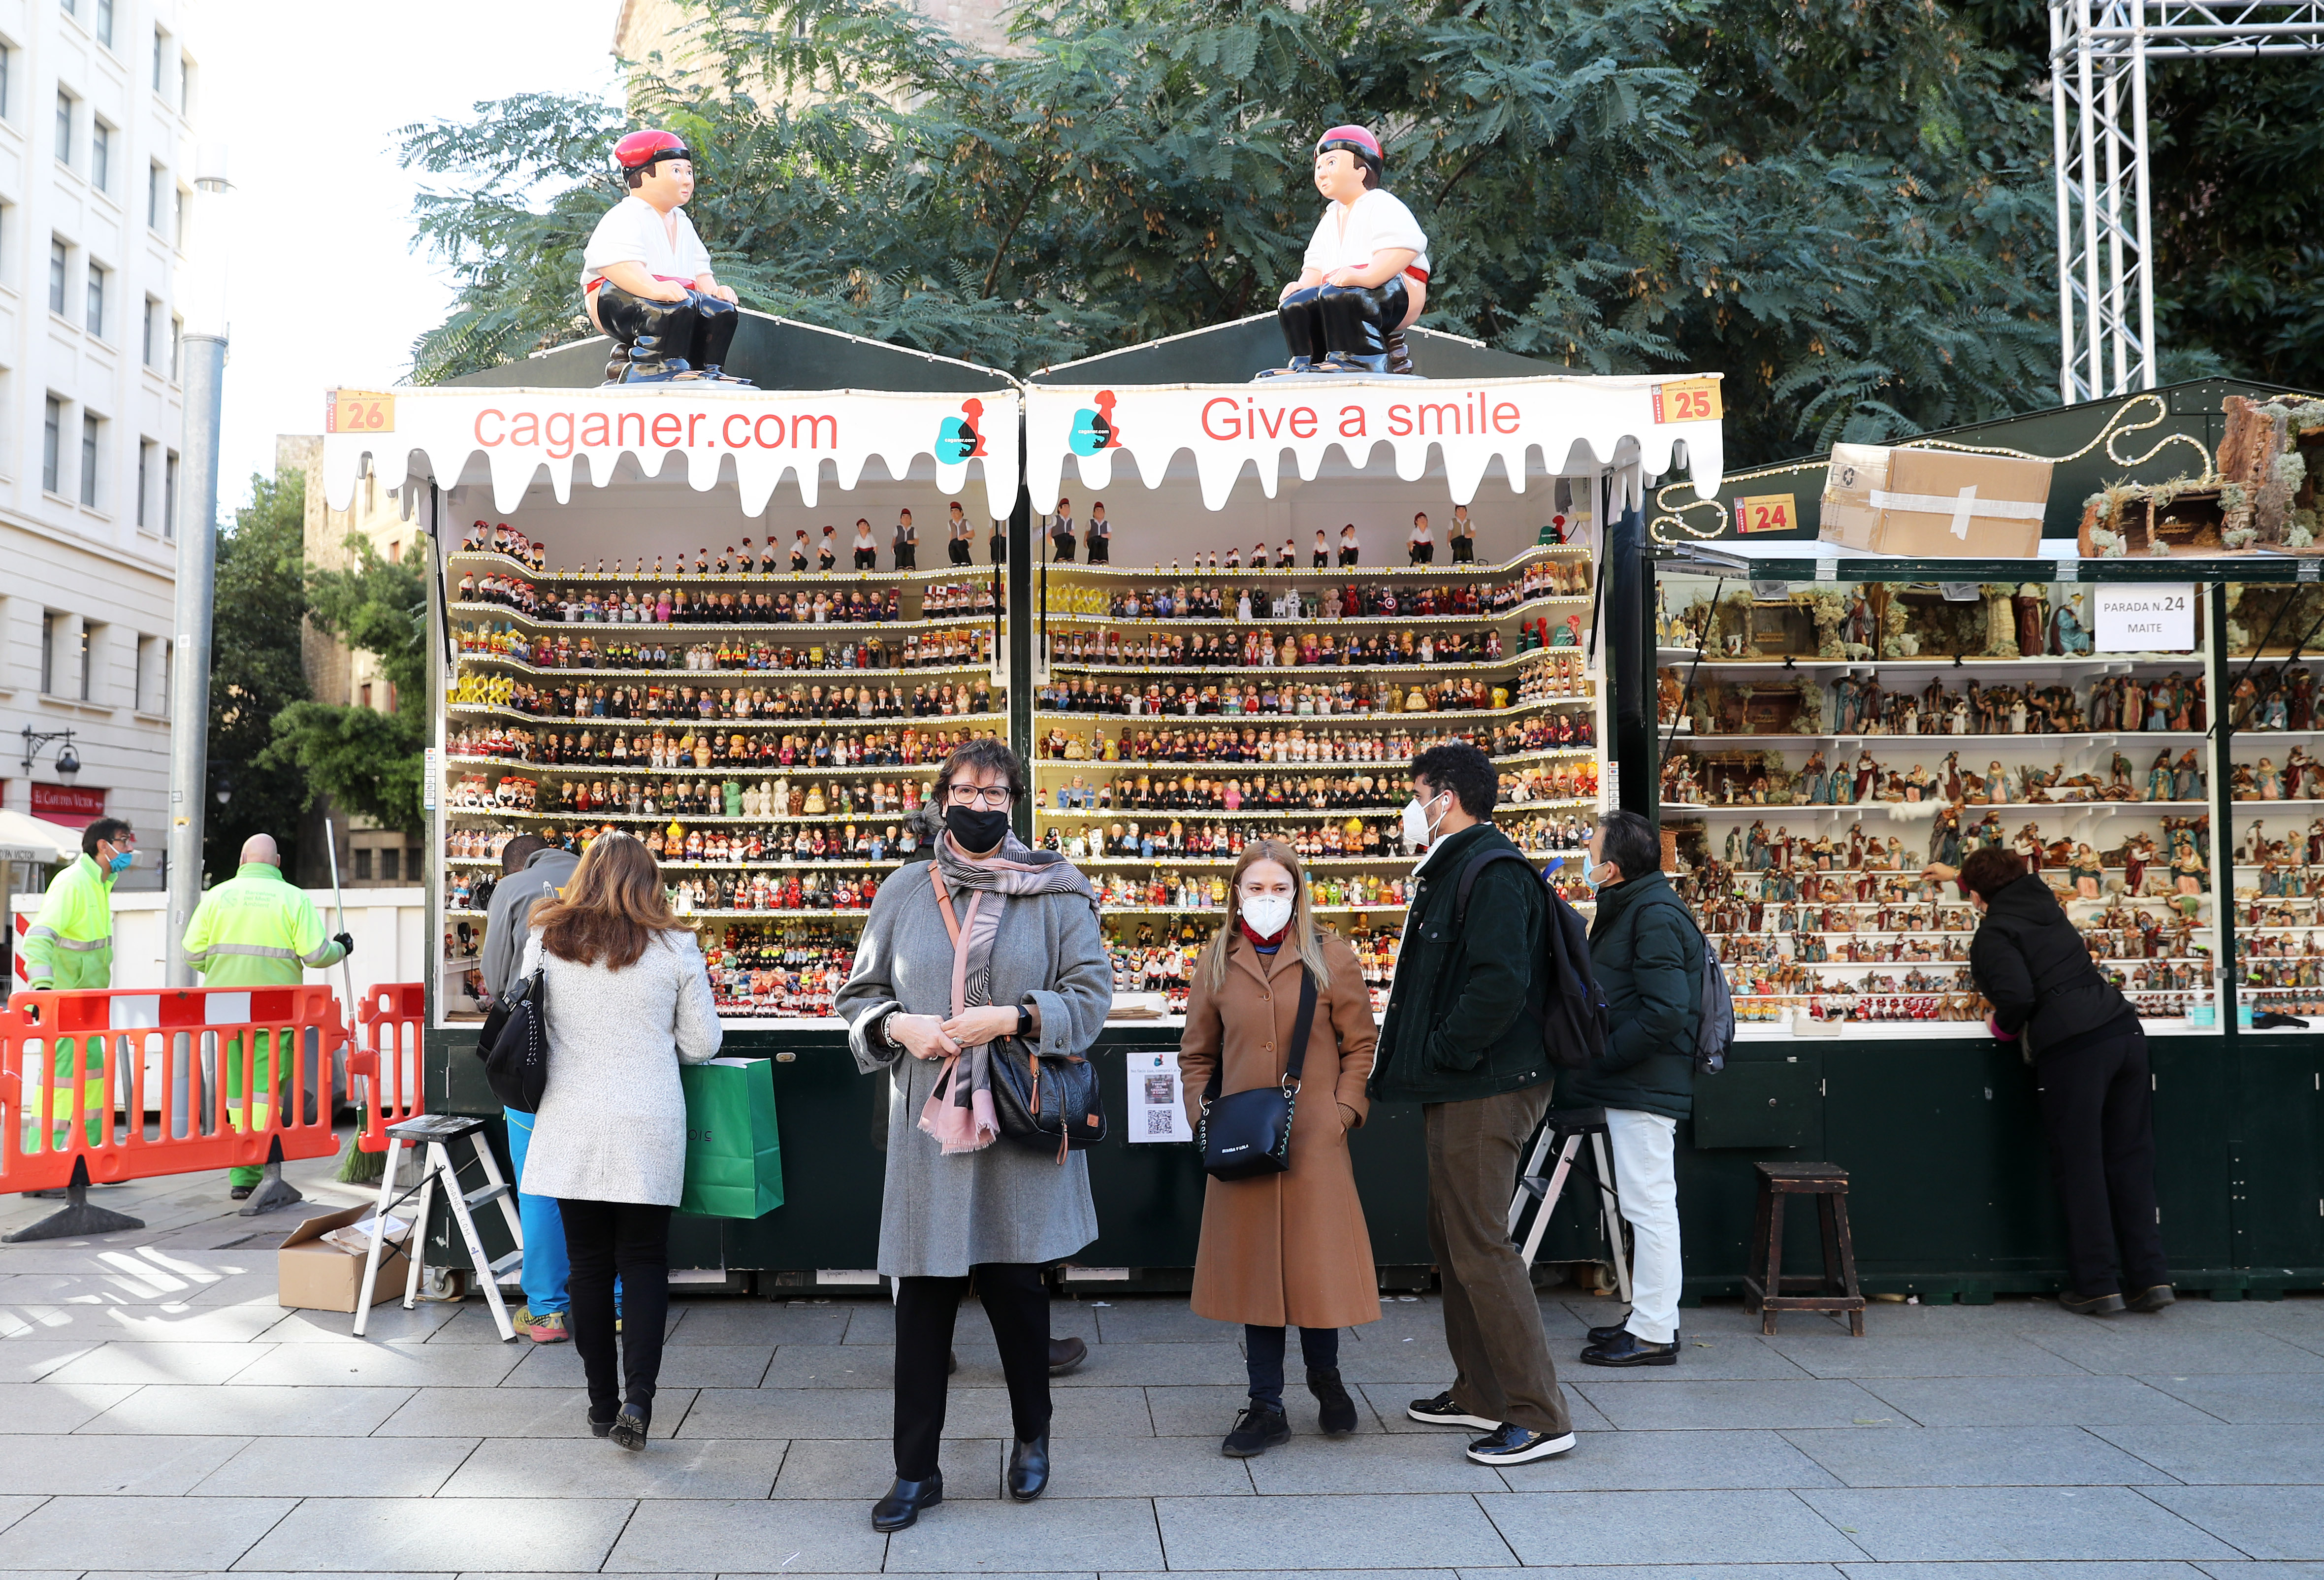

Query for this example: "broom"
[324,819,385,1186]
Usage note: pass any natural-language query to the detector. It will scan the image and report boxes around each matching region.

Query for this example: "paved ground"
[2,1155,2322,1578]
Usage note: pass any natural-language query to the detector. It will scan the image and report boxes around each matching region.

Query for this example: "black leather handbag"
[990,1036,1108,1163]
[476,964,550,1113]
[1196,966,1318,1181]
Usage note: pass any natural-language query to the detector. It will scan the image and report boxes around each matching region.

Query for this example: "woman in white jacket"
[520,832,722,1448]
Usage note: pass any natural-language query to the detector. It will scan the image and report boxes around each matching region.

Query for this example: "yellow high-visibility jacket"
[182,863,348,987]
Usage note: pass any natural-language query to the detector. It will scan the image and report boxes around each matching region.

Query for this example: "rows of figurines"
[1654,581,2101,662]
[447,724,999,772]
[447,810,933,866]
[1039,811,1586,865]
[703,924,856,1018]
[454,576,997,626]
[1109,919,1407,1016]
[450,671,1000,723]
[1043,560,1586,621]
[1658,667,2210,739]
[459,517,999,579]
[1033,719,1594,764]
[1031,667,1574,719]
[1039,766,1597,815]
[1662,745,2209,808]
[454,623,995,672]
[1051,625,1513,668]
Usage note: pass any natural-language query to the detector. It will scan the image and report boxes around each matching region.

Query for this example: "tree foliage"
[401,0,2059,465]
[206,470,312,884]
[260,541,429,841]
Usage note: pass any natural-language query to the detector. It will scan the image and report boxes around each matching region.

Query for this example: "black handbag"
[476,962,550,1113]
[1196,965,1318,1181]
[990,1037,1108,1162]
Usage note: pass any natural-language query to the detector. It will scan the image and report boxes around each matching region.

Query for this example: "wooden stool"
[1743,1161,1865,1336]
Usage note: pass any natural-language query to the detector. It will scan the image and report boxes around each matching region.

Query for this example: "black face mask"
[944,803,1011,853]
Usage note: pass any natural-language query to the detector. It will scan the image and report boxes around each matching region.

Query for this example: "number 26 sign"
[328,391,395,434]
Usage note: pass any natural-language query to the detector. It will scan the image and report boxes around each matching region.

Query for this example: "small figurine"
[1264,126,1430,377]
[581,130,746,385]
[2048,593,2093,657]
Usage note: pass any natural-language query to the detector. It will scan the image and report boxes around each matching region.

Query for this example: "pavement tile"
[1863,1376,2221,1428]
[1576,1379,1900,1431]
[1764,1335,2092,1380]
[1480,1488,1866,1566]
[40,1339,278,1385]
[2094,1421,2324,1484]
[1780,1425,2176,1487]
[2143,1484,2324,1559]
[1243,1431,1505,1493]
[375,1386,697,1440]
[1499,1428,1842,1492]
[889,1495,1164,1572]
[191,1434,479,1497]
[0,1342,100,1382]
[671,1302,849,1346]
[760,1343,904,1388]
[1835,1566,2212,1578]
[2193,1565,2324,1580]
[257,1303,461,1343]
[681,1384,1153,1440]
[0,1492,295,1569]
[227,1338,523,1388]
[438,1436,787,1499]
[2140,1373,2324,1424]
[1796,1485,2239,1561]
[771,1437,1003,1499]
[1095,1304,1227,1344]
[1460,1569,1844,1580]
[1565,1337,1821,1383]
[0,1431,245,1493]
[604,1496,889,1573]
[1148,1384,1312,1438]
[1160,1490,1516,1569]
[838,1302,895,1345]
[422,1305,677,1345]
[2,1299,291,1344]
[0,1381,134,1432]
[1040,1434,1255,1496]
[1353,1382,1613,1435]
[504,1342,773,1389]
[2029,1327,2324,1375]
[238,1495,635,1572]
[79,1383,415,1436]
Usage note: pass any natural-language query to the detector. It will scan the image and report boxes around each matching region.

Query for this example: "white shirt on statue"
[582,196,712,294]
[1303,188,1431,278]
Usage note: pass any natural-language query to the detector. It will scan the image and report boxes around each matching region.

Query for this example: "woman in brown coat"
[1180,839,1381,1457]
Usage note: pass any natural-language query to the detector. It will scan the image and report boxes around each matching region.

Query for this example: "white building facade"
[0,0,203,892]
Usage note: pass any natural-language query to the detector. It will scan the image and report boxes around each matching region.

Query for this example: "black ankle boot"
[608,1401,650,1450]
[586,1402,618,1439]
[873,1473,943,1531]
[1006,1433,1050,1501]
[1308,1366,1359,1435]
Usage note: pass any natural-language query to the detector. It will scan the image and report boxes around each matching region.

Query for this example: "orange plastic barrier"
[0,985,350,1192]
[348,982,425,1153]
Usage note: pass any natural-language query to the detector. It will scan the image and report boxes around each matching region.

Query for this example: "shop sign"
[1733,493,1797,534]
[1027,375,1726,512]
[1128,1049,1187,1144]
[2093,584,2196,652]
[321,386,1024,519]
[31,784,106,827]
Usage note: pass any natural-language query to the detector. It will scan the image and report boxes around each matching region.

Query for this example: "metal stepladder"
[354,1114,522,1340]
[1507,1105,1633,1306]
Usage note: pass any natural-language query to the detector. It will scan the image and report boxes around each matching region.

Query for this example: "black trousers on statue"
[893,1263,1051,1479]
[2034,1026,2168,1297]
[594,283,739,376]
[558,1198,672,1416]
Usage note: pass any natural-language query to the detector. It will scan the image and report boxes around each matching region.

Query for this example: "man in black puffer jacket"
[1939,845,2172,1317]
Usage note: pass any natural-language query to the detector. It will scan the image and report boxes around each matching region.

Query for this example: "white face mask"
[1241,893,1295,938]
[1401,790,1448,852]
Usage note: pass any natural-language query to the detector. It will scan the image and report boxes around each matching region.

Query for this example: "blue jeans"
[1245,1324,1341,1410]
[503,1109,569,1318]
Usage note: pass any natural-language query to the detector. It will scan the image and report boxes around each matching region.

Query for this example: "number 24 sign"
[1734,493,1797,534]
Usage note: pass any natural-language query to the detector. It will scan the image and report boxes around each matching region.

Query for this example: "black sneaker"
[2127,1284,2176,1314]
[1307,1366,1359,1435]
[1466,1422,1578,1465]
[1406,1390,1497,1430]
[1221,1403,1291,1458]
[1580,1330,1679,1368]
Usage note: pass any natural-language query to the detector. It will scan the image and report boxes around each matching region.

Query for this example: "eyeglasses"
[947,784,1014,808]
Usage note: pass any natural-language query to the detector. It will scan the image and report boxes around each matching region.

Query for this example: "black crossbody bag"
[476,960,550,1113]
[1196,965,1318,1181]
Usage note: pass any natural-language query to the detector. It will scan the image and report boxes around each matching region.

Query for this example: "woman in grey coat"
[837,738,1111,1531]
[520,832,722,1450]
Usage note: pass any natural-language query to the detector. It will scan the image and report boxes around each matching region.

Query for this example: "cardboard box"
[278,1203,411,1312]
[1819,444,2053,557]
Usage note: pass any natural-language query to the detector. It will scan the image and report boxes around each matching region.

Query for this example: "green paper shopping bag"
[678,1057,784,1218]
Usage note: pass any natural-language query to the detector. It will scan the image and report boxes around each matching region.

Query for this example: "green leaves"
[206,470,312,883]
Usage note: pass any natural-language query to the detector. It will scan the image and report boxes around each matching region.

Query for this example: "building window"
[359,682,373,709]
[381,848,401,883]
[135,633,167,713]
[163,448,178,537]
[48,237,66,315]
[75,622,93,700]
[42,395,62,493]
[79,412,98,506]
[90,119,110,191]
[142,296,158,364]
[173,185,187,250]
[54,88,71,166]
[354,848,372,882]
[147,163,163,230]
[169,315,181,379]
[85,263,104,337]
[136,438,153,528]
[94,0,111,48]
[153,28,165,91]
[387,540,402,563]
[39,610,55,693]
[0,40,14,120]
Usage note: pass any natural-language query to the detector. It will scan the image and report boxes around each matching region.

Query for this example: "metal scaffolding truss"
[2050,2,2324,405]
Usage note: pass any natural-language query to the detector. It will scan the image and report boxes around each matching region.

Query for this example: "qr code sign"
[1144,1110,1175,1136]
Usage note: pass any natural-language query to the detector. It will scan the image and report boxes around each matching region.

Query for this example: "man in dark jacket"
[1370,743,1573,1467]
[1569,809,1699,1368]
[1937,845,2171,1316]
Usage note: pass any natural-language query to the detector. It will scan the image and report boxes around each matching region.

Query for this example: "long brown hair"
[529,832,685,970]
[1199,838,1333,995]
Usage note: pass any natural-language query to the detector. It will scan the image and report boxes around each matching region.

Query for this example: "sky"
[203,0,623,511]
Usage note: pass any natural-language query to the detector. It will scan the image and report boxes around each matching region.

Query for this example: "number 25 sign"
[328,391,395,434]
[1650,376,1722,424]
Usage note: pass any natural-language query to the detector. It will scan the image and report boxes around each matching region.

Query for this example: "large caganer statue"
[1265,125,1430,377]
[582,130,751,385]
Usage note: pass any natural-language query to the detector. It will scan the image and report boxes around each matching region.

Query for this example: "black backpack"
[1452,847,1609,1071]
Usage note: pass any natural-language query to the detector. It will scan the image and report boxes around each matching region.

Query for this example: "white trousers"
[1605,1108,1683,1343]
